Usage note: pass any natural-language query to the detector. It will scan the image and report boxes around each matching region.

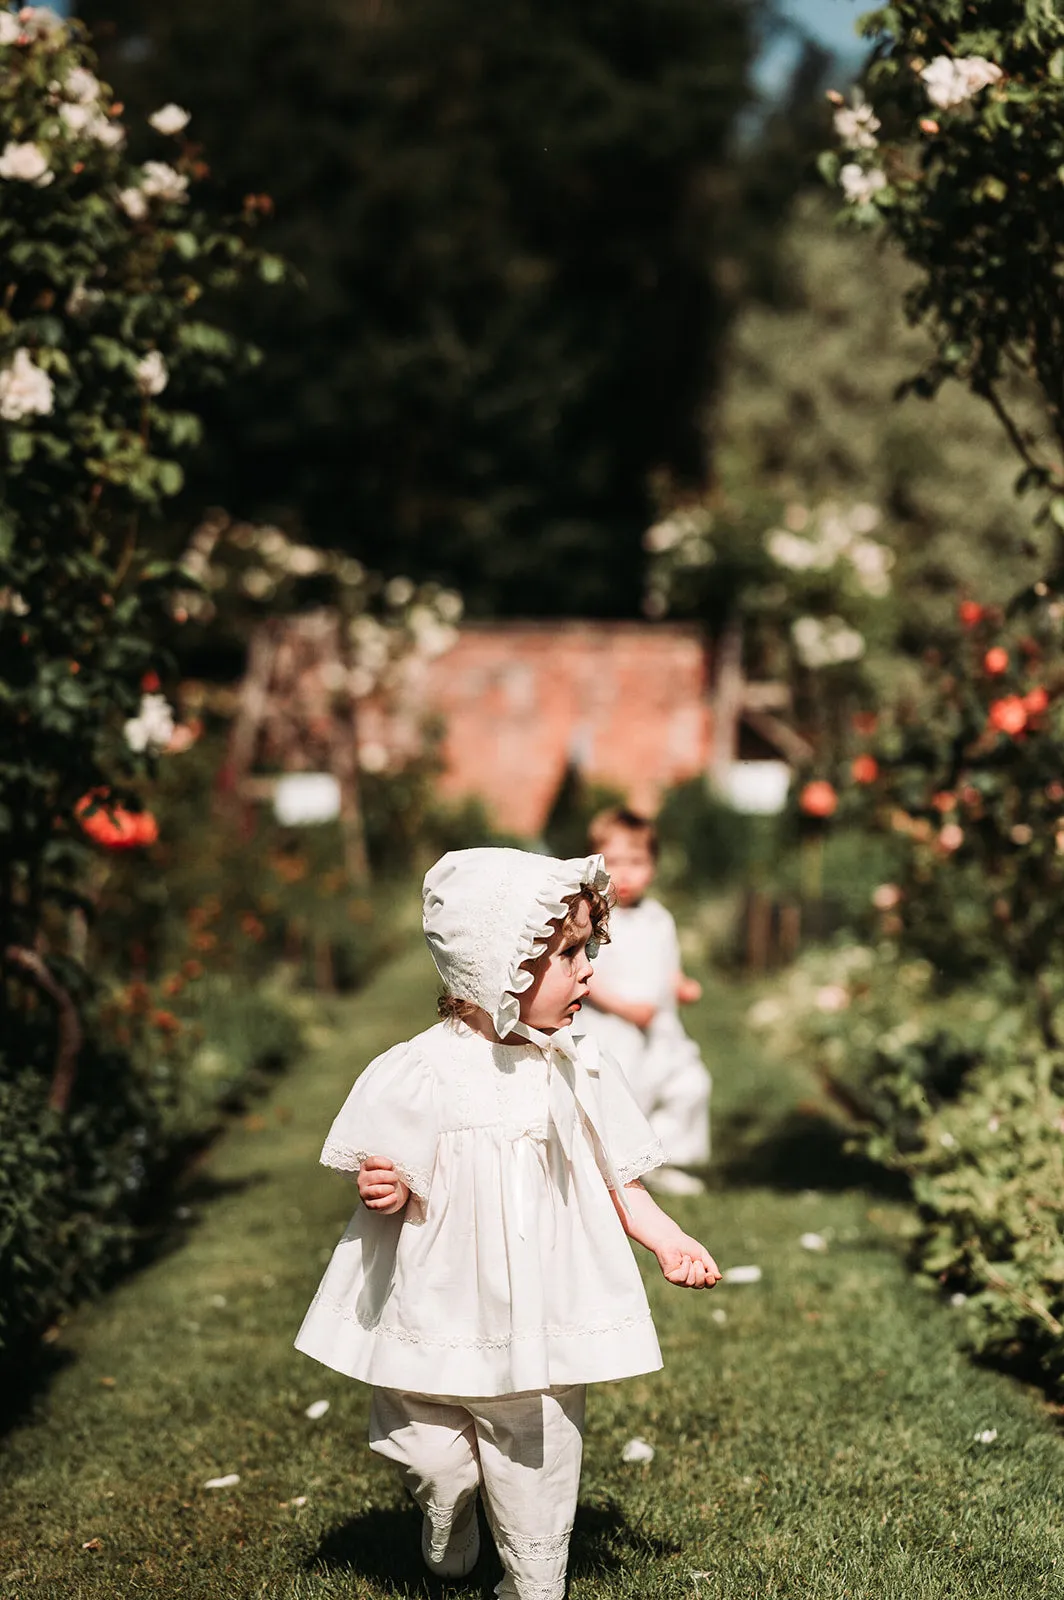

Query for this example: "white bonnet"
[422,847,611,1037]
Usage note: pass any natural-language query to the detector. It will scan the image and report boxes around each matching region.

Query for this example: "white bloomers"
[371,1384,586,1600]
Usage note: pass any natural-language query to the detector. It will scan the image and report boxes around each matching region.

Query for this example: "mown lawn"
[2,942,1063,1599]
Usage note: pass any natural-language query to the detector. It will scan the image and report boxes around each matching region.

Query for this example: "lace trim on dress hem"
[319,1142,433,1202]
[610,1141,669,1188]
[308,1289,654,1348]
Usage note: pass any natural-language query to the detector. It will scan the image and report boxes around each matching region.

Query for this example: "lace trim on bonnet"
[493,854,610,1037]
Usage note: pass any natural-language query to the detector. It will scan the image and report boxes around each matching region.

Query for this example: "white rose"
[64,66,100,104]
[134,350,169,397]
[848,539,894,597]
[90,115,126,149]
[16,7,64,43]
[839,163,886,206]
[66,281,104,317]
[384,575,416,607]
[59,102,93,134]
[0,140,53,187]
[139,159,189,203]
[0,12,20,43]
[148,103,191,137]
[0,347,55,421]
[834,102,880,152]
[766,530,818,571]
[921,55,1002,111]
[285,544,323,576]
[960,57,1004,97]
[436,589,463,623]
[123,693,176,755]
[118,186,148,220]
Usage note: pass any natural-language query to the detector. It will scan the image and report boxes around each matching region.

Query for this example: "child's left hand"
[675,973,702,1005]
[657,1233,721,1289]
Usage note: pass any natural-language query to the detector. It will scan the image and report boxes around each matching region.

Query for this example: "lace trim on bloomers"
[320,1140,433,1203]
[610,1140,668,1189]
[309,1289,654,1349]
[493,1527,571,1561]
[498,1582,565,1600]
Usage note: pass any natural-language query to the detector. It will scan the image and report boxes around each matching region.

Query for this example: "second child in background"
[580,807,712,1196]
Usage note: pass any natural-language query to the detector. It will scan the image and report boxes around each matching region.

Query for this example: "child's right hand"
[357,1155,411,1214]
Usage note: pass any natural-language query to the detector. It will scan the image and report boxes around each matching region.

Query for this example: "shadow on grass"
[0,1169,268,1443]
[311,1497,679,1593]
[716,1106,909,1200]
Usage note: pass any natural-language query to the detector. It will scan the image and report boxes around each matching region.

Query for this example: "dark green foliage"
[0,984,301,1365]
[79,0,773,615]
[656,776,766,889]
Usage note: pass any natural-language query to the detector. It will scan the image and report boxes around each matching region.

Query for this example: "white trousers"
[640,1018,712,1166]
[369,1384,586,1600]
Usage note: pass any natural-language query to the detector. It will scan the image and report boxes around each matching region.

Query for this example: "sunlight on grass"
[1,946,1063,1598]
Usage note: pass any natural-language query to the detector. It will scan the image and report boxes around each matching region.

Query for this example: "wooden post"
[779,902,801,963]
[745,890,772,974]
[709,615,744,792]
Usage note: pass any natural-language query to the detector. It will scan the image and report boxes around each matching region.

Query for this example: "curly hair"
[437,885,612,1025]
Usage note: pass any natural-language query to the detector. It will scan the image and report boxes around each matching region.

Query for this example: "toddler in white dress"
[580,808,712,1194]
[295,846,720,1600]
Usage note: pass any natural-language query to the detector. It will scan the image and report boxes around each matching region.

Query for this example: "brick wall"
[417,622,713,837]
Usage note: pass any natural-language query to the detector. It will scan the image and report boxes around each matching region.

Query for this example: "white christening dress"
[295,1017,667,1397]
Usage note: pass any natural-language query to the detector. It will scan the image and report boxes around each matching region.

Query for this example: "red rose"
[851,755,879,785]
[141,669,161,692]
[76,790,158,850]
[988,696,1028,736]
[984,647,1009,675]
[931,791,956,814]
[1023,686,1049,716]
[958,600,983,629]
[851,711,878,736]
[799,780,838,819]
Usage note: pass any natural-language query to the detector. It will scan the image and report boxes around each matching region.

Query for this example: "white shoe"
[421,1502,480,1577]
[645,1166,706,1197]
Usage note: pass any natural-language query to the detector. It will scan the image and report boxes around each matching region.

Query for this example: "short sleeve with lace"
[319,1041,438,1202]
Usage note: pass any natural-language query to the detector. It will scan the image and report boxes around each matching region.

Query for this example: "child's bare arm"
[610,1180,721,1289]
[357,1155,410,1214]
[587,985,656,1030]
[675,972,702,1005]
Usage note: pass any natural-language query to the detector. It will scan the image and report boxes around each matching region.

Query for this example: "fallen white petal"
[950,1292,968,1308]
[304,1399,330,1420]
[203,1474,240,1489]
[974,1429,998,1445]
[621,1437,655,1464]
[208,1294,227,1308]
[291,1495,308,1507]
[711,1308,727,1324]
[800,1233,827,1252]
[722,1265,762,1284]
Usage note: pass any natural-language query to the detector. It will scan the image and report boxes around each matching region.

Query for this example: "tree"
[825,2,1064,576]
[78,0,770,616]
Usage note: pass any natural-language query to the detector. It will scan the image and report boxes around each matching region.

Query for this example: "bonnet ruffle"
[422,847,610,1037]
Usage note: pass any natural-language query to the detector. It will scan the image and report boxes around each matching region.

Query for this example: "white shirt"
[295,1021,666,1397]
[581,898,681,1082]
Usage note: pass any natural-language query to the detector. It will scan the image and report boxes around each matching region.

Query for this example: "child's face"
[518,897,595,1033]
[599,826,655,907]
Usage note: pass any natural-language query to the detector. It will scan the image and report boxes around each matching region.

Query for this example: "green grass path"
[3,944,1064,1599]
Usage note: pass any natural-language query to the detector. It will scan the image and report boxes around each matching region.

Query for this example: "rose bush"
[0,7,290,1367]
